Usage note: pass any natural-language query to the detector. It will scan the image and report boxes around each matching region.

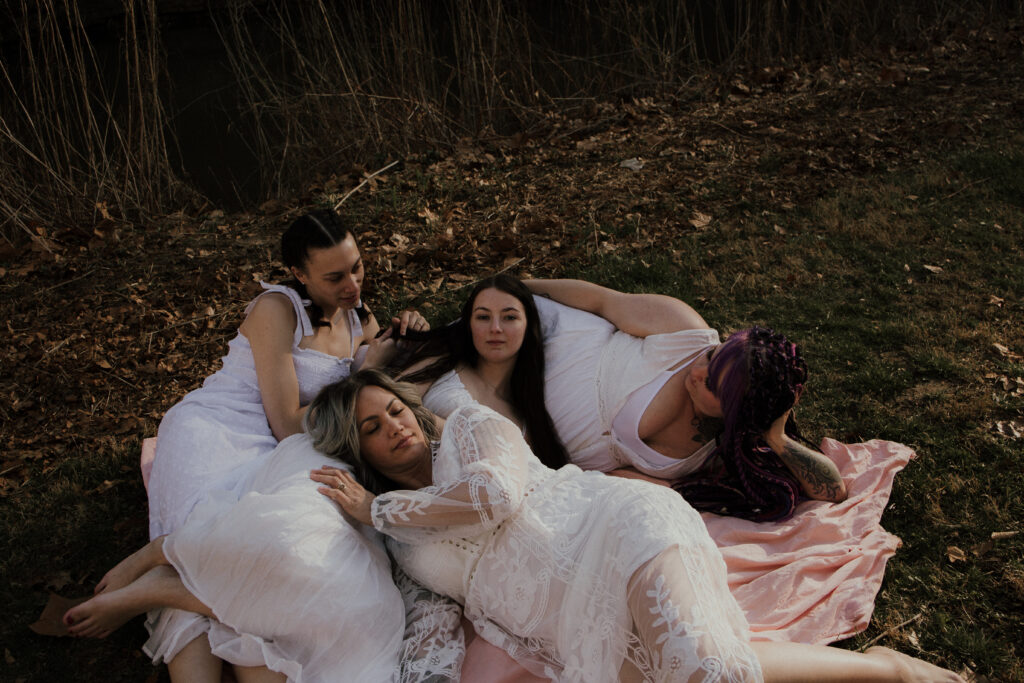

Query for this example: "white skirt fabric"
[146,434,407,682]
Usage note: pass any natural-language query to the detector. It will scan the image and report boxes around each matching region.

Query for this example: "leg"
[627,546,761,682]
[627,548,965,683]
[95,536,170,594]
[751,642,966,683]
[167,634,223,683]
[64,565,214,638]
[232,665,287,683]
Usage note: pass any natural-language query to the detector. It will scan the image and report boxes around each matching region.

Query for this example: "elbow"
[807,480,847,503]
[833,482,849,503]
[269,414,305,442]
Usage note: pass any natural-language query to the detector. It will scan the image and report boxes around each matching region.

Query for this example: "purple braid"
[674,326,809,521]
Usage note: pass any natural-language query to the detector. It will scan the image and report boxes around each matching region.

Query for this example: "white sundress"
[533,295,721,476]
[144,283,363,667]
[377,403,763,682]
[147,282,361,540]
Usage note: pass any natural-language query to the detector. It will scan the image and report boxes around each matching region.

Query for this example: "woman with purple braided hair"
[522,278,847,521]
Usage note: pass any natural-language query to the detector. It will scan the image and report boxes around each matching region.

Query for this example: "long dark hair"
[674,326,811,522]
[396,274,569,470]
[280,209,368,327]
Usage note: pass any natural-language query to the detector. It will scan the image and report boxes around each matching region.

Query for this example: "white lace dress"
[148,283,361,539]
[147,433,464,682]
[376,404,763,682]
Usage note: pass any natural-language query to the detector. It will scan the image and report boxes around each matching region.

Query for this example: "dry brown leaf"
[416,208,440,226]
[29,593,89,636]
[991,531,1019,540]
[992,343,1023,361]
[923,264,943,273]
[992,421,1023,439]
[946,546,967,563]
[95,202,114,222]
[689,212,712,229]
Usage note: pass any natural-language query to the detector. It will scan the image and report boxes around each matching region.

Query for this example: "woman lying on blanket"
[308,368,962,682]
[396,274,846,522]
[139,208,428,681]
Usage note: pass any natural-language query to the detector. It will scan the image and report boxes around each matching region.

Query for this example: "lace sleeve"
[371,405,529,543]
[394,564,464,683]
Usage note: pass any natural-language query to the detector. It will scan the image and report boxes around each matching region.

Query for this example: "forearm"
[522,278,610,314]
[524,278,709,336]
[767,436,848,502]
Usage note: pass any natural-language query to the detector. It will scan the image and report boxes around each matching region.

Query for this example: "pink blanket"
[141,436,910,679]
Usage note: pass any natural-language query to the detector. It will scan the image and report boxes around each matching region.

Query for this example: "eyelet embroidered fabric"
[375,404,762,682]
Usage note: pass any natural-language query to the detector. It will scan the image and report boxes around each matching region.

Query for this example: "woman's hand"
[394,309,429,336]
[311,466,376,526]
[361,325,398,368]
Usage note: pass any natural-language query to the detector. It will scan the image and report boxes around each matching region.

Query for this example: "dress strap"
[245,282,315,347]
[346,306,364,351]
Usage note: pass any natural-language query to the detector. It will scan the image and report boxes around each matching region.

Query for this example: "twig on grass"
[857,612,924,651]
[923,177,988,207]
[333,160,400,211]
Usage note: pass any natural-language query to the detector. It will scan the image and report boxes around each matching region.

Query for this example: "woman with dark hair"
[523,278,846,522]
[306,368,963,683]
[127,208,427,681]
[397,274,568,469]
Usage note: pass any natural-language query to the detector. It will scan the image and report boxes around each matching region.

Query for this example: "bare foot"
[864,646,967,683]
[64,565,174,638]
[94,536,167,594]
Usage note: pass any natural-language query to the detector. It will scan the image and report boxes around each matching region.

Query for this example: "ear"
[290,265,306,284]
[687,363,707,389]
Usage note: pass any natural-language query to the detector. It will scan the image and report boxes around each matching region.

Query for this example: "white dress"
[376,404,762,682]
[147,434,464,682]
[147,283,361,539]
[533,296,721,477]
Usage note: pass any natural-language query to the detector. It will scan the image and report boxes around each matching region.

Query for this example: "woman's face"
[292,234,363,315]
[356,385,428,477]
[469,287,527,365]
[689,346,726,419]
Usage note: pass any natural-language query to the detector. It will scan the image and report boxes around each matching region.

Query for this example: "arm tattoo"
[777,440,843,500]
[691,417,723,444]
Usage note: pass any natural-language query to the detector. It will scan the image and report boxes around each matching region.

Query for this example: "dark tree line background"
[1,0,1020,239]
